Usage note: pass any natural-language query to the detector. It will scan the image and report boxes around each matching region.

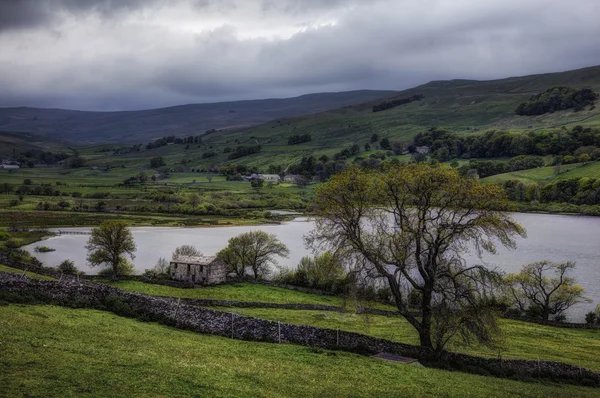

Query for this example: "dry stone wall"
[1,271,599,387]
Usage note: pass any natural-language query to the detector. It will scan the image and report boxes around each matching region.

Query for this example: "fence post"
[58,274,63,283]
[278,322,281,343]
[231,312,234,339]
[173,297,181,320]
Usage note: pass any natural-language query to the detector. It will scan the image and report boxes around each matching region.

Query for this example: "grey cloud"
[0,0,159,31]
[0,0,599,110]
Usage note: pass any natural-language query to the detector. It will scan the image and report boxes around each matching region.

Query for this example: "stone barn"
[170,255,227,285]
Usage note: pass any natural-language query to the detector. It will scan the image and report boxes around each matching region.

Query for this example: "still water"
[25,213,600,320]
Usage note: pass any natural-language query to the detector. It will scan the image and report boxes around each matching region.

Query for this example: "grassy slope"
[230,308,600,372]
[0,265,55,280]
[103,280,349,307]
[0,131,67,158]
[105,280,600,372]
[5,66,597,174]
[194,65,600,170]
[482,162,600,184]
[1,304,596,397]
[0,90,397,144]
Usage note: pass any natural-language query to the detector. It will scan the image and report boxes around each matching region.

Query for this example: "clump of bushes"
[34,246,56,253]
[57,260,79,275]
[275,251,348,293]
[97,259,135,278]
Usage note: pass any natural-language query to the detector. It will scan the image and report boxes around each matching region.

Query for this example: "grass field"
[0,265,55,280]
[104,280,600,372]
[1,304,597,397]
[229,308,600,372]
[0,165,312,227]
[102,280,351,307]
[482,162,600,184]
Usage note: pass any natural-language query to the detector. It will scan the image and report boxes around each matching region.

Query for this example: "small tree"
[251,179,264,192]
[85,220,136,279]
[505,261,589,321]
[172,245,201,261]
[217,231,289,279]
[150,156,165,168]
[58,260,79,275]
[296,251,346,289]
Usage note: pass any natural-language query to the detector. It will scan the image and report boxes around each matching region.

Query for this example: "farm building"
[170,255,227,285]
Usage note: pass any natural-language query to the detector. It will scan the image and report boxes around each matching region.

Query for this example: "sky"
[0,0,599,111]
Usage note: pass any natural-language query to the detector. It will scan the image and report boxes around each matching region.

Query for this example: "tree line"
[372,94,424,112]
[287,134,312,145]
[416,126,600,162]
[515,87,598,116]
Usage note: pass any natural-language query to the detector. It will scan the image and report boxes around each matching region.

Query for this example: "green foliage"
[505,261,589,321]
[149,156,166,168]
[85,220,136,278]
[516,87,598,115]
[278,251,347,292]
[57,259,79,275]
[372,94,424,112]
[97,259,135,277]
[217,230,289,279]
[287,134,312,145]
[34,245,55,253]
[310,163,525,350]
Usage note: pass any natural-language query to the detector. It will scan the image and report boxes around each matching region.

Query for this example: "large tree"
[217,231,289,279]
[505,261,589,320]
[85,220,136,279]
[307,164,526,351]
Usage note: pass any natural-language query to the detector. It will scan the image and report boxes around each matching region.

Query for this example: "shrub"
[97,259,136,277]
[0,231,10,241]
[585,311,597,325]
[34,246,56,253]
[58,260,79,275]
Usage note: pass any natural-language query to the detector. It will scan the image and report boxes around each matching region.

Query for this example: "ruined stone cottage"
[169,255,227,285]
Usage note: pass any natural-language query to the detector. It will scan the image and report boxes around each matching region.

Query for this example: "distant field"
[102,280,347,307]
[1,305,597,397]
[483,162,600,184]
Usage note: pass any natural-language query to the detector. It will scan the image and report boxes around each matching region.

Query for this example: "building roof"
[171,255,218,265]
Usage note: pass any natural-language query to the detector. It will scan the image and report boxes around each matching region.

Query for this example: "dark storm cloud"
[0,0,159,31]
[0,0,599,110]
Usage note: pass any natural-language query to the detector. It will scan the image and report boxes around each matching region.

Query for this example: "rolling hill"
[0,90,397,144]
[192,65,600,169]
[0,131,69,159]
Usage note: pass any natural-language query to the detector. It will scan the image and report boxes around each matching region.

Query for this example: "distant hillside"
[194,65,600,170]
[0,131,68,159]
[0,90,397,144]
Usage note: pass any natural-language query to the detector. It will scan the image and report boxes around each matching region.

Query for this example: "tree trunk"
[420,285,434,349]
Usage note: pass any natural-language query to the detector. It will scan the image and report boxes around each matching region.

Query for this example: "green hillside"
[0,131,68,158]
[0,90,397,144]
[194,65,600,170]
[3,305,596,397]
[482,162,600,184]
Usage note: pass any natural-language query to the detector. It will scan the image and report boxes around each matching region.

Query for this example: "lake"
[24,213,600,320]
